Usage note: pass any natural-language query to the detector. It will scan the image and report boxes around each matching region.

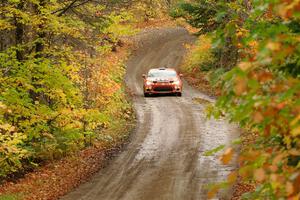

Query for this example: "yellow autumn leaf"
[234,77,247,96]
[207,185,219,199]
[227,171,238,184]
[220,147,234,165]
[286,181,294,196]
[269,165,278,173]
[266,41,281,51]
[238,62,252,71]
[288,194,300,200]
[291,126,300,137]
[253,111,264,123]
[0,101,7,109]
[290,115,300,127]
[254,168,266,182]
[236,31,243,37]
[289,149,300,156]
[273,153,286,165]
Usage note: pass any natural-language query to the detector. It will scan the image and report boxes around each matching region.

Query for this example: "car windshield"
[148,70,177,78]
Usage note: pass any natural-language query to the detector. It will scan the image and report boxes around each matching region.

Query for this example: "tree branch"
[51,0,90,16]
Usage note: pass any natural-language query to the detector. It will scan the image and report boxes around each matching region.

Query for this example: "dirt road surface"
[61,28,239,200]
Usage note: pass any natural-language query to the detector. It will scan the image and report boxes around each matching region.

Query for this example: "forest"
[1,0,300,199]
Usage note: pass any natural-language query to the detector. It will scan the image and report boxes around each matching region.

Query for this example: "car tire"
[176,92,182,97]
[144,93,150,97]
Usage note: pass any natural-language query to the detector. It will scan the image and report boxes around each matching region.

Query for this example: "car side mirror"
[179,74,183,77]
[142,74,146,79]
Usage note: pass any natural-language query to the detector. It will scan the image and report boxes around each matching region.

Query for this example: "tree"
[0,0,136,178]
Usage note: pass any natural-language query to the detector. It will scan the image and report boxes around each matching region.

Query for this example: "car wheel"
[144,93,150,97]
[177,92,182,97]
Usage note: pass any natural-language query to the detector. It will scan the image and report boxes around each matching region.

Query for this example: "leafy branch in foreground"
[174,0,300,199]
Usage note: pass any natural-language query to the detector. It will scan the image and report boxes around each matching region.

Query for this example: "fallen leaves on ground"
[0,146,108,200]
[182,71,217,97]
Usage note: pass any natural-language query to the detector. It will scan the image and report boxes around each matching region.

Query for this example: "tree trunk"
[15,1,24,61]
[35,0,46,57]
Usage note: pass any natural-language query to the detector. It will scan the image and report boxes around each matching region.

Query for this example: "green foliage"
[103,11,138,42]
[0,126,30,177]
[0,194,20,200]
[204,144,225,156]
[172,0,240,69]
[170,0,231,34]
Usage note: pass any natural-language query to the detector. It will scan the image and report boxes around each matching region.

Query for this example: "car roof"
[148,68,176,72]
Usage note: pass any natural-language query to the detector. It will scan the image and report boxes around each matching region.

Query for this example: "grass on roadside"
[0,194,21,200]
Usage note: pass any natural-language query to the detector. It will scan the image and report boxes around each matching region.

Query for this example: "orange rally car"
[142,68,183,97]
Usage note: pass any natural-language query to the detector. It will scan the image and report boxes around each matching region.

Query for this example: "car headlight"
[146,80,152,85]
[173,80,180,85]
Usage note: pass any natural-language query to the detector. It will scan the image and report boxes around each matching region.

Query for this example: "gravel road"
[61,27,239,200]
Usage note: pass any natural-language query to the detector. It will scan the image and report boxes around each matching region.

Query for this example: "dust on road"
[61,27,239,200]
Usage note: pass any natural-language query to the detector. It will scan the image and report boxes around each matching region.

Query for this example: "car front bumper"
[144,84,182,94]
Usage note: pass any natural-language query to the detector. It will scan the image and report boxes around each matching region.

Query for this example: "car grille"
[153,86,173,92]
